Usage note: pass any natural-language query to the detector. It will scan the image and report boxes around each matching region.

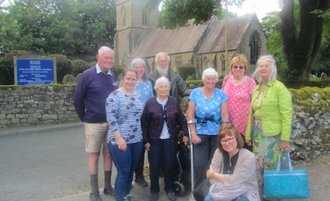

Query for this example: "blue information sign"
[16,59,55,85]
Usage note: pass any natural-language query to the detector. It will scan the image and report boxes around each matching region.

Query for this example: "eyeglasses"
[220,137,235,145]
[233,65,244,70]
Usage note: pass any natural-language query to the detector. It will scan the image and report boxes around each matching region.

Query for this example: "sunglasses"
[233,65,244,69]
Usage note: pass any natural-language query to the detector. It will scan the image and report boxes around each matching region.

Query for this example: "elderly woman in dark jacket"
[141,76,189,201]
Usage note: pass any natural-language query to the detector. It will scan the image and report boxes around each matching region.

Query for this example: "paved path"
[1,123,329,201]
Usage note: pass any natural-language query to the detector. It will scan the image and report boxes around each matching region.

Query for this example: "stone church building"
[114,0,268,78]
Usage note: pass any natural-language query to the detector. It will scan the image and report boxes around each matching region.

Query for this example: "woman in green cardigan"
[245,55,292,201]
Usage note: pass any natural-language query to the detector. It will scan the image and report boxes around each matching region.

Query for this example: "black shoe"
[167,192,177,201]
[90,191,102,201]
[135,175,148,187]
[149,193,158,201]
[103,187,115,196]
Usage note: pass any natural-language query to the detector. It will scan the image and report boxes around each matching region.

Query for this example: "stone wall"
[1,84,330,162]
[0,85,78,128]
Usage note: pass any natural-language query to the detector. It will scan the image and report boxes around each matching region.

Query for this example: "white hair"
[155,52,170,63]
[154,76,171,90]
[131,58,148,81]
[202,67,219,82]
[98,46,114,56]
[252,55,278,83]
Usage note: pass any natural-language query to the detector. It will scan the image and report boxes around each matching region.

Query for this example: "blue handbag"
[264,151,311,199]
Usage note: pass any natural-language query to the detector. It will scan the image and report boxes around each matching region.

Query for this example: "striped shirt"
[106,90,143,145]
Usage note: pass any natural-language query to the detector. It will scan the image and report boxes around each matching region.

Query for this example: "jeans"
[134,146,145,177]
[194,134,218,188]
[108,141,143,201]
[204,194,249,201]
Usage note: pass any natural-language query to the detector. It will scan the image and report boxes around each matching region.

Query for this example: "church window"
[203,56,209,70]
[249,31,260,65]
[142,10,148,26]
[220,55,225,73]
[121,7,127,27]
[175,56,182,70]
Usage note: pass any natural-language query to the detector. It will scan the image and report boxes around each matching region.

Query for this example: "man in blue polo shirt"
[74,46,118,201]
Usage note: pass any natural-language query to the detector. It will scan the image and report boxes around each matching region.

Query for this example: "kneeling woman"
[106,68,144,201]
[141,76,189,201]
[205,124,260,201]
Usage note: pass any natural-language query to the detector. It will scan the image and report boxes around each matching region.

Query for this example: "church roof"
[129,22,209,58]
[129,14,256,58]
[198,14,255,54]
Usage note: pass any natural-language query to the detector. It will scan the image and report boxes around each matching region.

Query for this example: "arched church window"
[220,55,225,73]
[121,7,127,27]
[203,56,209,70]
[249,31,260,65]
[142,10,148,26]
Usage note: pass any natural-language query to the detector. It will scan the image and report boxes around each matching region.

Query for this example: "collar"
[256,79,276,91]
[96,64,112,76]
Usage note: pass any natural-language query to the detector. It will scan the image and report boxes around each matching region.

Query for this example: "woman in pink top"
[222,54,256,151]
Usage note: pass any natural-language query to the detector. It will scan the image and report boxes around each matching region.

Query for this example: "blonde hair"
[229,54,248,75]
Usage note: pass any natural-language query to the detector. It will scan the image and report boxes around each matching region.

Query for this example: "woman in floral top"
[106,68,144,201]
[187,67,229,193]
[222,54,256,151]
[119,58,154,187]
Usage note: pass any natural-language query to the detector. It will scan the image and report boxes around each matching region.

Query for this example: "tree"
[1,0,116,60]
[279,0,330,80]
[145,0,244,29]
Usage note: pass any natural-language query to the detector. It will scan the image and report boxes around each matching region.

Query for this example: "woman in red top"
[222,55,256,151]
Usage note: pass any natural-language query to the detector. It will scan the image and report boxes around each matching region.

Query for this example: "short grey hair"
[155,52,170,63]
[131,58,148,81]
[202,68,219,82]
[252,55,277,83]
[98,46,114,56]
[154,76,171,91]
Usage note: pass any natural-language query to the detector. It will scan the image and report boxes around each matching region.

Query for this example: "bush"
[75,73,82,83]
[72,59,91,77]
[0,50,30,85]
[178,63,196,81]
[49,54,72,84]
[112,64,124,78]
[89,61,97,67]
[62,74,76,84]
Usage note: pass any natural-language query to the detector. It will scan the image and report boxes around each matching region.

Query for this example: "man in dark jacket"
[149,52,191,103]
[73,46,117,201]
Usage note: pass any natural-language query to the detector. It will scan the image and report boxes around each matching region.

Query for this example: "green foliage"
[49,54,72,84]
[111,64,124,78]
[146,0,244,29]
[178,63,196,81]
[75,73,82,83]
[1,0,116,58]
[62,74,75,84]
[0,50,30,85]
[72,59,90,77]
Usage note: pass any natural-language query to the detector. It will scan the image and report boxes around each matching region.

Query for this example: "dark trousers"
[148,139,177,194]
[134,147,145,177]
[241,133,253,152]
[193,134,218,189]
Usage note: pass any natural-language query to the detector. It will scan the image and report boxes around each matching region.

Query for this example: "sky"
[227,0,282,22]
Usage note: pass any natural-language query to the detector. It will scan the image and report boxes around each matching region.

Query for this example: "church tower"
[114,0,159,66]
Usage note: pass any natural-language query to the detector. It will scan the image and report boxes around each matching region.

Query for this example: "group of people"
[74,46,292,201]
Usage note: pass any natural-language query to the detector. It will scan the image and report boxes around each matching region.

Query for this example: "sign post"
[14,56,57,85]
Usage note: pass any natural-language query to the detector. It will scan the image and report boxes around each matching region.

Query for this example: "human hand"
[206,165,214,178]
[144,143,151,151]
[280,141,289,152]
[192,134,201,145]
[183,136,189,145]
[245,139,252,146]
[117,138,127,151]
